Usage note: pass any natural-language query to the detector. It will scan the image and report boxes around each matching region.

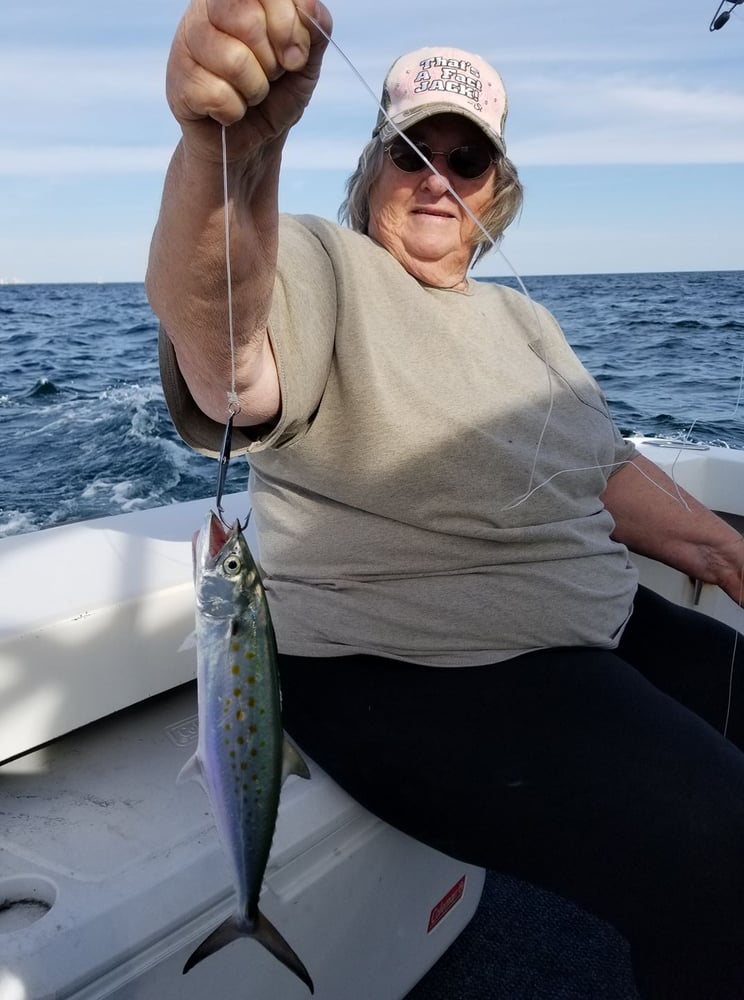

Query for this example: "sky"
[1,0,743,282]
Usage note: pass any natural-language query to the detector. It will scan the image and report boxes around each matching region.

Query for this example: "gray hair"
[338,137,523,265]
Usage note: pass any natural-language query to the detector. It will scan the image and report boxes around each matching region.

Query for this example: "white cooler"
[0,682,485,1000]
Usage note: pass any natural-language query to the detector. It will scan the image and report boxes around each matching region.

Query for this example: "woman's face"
[367,113,497,291]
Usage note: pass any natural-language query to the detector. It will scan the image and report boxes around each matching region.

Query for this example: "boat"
[1,438,742,999]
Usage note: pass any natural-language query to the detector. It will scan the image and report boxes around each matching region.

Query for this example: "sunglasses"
[387,137,496,180]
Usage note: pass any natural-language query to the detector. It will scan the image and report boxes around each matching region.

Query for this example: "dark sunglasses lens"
[389,139,431,172]
[449,145,493,179]
[388,139,493,178]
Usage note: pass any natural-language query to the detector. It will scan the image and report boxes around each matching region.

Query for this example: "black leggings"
[278,586,744,1000]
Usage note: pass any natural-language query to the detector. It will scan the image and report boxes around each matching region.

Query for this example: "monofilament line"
[294,6,699,513]
[297,6,555,498]
[296,8,525,289]
[221,124,240,416]
[723,561,743,739]
[733,356,744,418]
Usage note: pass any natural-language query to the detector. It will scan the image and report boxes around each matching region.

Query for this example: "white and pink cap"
[373,47,509,154]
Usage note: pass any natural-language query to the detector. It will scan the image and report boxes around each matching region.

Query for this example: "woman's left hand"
[601,453,744,607]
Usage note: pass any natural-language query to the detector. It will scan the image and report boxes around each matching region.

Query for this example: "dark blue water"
[1,272,742,537]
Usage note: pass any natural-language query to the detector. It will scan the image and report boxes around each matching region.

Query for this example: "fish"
[179,509,314,993]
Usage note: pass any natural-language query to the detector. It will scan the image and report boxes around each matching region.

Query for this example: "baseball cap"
[373,47,509,154]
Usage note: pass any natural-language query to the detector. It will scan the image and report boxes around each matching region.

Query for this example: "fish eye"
[222,555,242,575]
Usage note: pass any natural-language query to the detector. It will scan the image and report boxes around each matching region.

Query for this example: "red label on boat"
[427,875,467,933]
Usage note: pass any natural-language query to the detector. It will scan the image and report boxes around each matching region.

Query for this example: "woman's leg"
[279,641,744,999]
[618,583,744,744]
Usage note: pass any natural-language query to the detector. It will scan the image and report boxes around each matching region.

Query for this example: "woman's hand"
[148,0,332,426]
[166,0,332,161]
[602,453,744,607]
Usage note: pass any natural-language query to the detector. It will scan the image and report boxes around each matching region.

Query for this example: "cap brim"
[376,103,506,155]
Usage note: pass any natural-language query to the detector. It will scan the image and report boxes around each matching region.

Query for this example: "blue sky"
[1,0,742,282]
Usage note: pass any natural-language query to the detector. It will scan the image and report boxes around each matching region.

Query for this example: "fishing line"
[723,590,741,738]
[221,124,240,419]
[296,8,715,515]
[502,456,694,510]
[215,123,247,527]
[732,356,744,418]
[297,5,744,740]
[259,9,744,715]
[296,9,732,522]
[298,6,558,505]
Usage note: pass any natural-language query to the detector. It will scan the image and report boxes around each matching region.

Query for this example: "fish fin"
[282,738,311,783]
[253,909,315,994]
[178,630,196,652]
[183,910,314,994]
[176,753,204,789]
[182,914,243,974]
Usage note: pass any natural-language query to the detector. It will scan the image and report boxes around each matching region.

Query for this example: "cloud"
[509,71,744,163]
[0,47,166,106]
[614,82,744,122]
[0,146,175,177]
[511,129,744,165]
[3,9,743,183]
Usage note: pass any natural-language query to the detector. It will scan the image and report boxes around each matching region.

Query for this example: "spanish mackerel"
[180,510,313,992]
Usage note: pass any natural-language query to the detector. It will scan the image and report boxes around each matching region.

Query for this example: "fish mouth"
[207,511,231,559]
[192,511,235,571]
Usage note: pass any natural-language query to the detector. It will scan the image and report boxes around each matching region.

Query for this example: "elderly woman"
[147,2,744,997]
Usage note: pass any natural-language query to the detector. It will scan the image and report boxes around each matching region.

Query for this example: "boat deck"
[405,871,639,999]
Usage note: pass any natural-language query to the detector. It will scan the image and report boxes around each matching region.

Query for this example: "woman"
[147,3,744,997]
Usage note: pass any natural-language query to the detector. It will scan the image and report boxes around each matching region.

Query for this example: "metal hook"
[215,413,234,527]
[215,410,251,531]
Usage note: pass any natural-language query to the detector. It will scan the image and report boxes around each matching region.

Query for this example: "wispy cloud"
[0,146,175,177]
[0,47,166,105]
[2,0,742,279]
[511,129,744,165]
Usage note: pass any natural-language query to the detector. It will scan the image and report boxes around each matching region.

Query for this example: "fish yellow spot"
[229,750,236,759]
[236,710,246,722]
[233,687,241,697]
[231,665,240,676]
[237,736,245,746]
[231,642,240,652]
[249,724,257,734]
[246,651,255,660]
[240,762,248,771]
[250,748,258,757]
[248,697,255,708]
[247,676,256,685]
[225,723,232,731]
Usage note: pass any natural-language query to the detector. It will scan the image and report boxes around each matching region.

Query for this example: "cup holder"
[0,876,57,932]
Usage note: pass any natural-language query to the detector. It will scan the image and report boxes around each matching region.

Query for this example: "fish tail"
[183,910,314,994]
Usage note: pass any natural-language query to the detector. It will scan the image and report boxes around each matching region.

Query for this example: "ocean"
[1,270,742,539]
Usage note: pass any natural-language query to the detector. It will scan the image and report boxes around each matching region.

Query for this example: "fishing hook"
[215,404,250,530]
[215,411,235,527]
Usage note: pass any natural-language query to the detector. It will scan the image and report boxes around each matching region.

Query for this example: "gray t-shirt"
[159,213,639,666]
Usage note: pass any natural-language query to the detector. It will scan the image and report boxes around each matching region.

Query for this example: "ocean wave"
[2,276,742,537]
[80,477,172,513]
[0,509,40,538]
[26,377,60,398]
[669,319,710,331]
